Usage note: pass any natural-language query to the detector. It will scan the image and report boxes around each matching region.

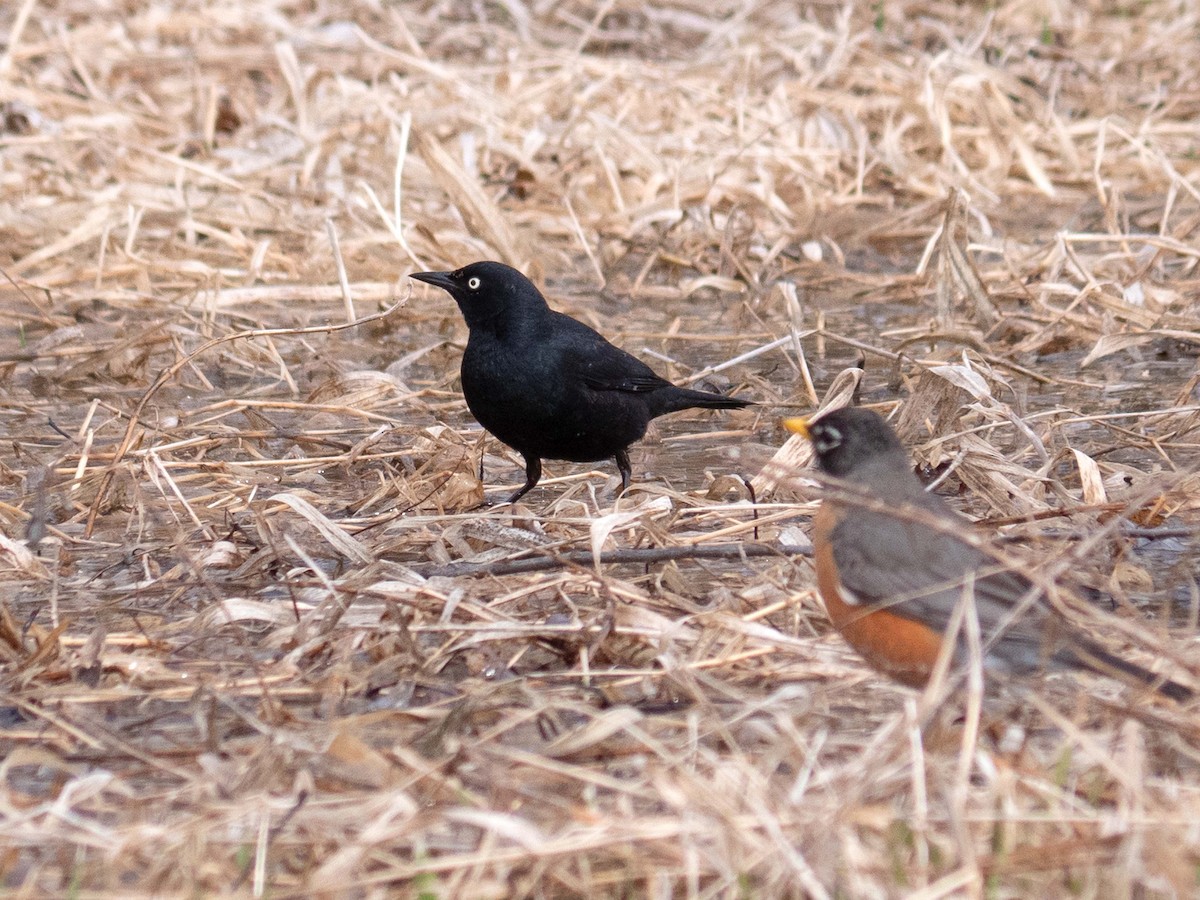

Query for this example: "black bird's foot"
[504,455,542,505]
[614,449,632,498]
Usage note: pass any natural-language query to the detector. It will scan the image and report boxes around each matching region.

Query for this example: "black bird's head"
[785,407,908,478]
[410,261,547,332]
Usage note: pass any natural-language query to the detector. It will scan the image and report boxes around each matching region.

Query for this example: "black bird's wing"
[551,313,673,394]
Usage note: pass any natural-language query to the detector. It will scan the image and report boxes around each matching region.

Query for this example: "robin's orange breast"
[812,502,947,688]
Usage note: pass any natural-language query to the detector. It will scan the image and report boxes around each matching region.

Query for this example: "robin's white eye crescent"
[815,424,842,452]
[468,277,481,290]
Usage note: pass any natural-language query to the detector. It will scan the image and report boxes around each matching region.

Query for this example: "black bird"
[411,261,753,503]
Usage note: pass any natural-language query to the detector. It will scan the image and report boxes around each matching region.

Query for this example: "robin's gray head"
[786,407,908,477]
[410,261,546,332]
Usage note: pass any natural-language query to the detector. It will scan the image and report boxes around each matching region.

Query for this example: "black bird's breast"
[459,315,658,463]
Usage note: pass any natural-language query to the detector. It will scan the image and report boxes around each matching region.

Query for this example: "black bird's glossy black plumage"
[411,261,752,503]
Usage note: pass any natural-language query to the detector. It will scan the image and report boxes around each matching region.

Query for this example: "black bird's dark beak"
[410,270,457,292]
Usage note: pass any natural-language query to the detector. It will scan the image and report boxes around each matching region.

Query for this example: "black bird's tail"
[1069,639,1194,702]
[659,386,754,415]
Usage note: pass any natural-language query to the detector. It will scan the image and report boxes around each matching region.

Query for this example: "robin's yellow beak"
[784,417,811,439]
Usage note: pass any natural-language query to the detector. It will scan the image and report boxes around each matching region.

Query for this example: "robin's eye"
[468,277,481,290]
[814,425,842,453]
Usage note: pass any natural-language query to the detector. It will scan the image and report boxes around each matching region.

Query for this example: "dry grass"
[2,0,1200,896]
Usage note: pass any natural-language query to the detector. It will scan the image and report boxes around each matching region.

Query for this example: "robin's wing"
[551,313,673,394]
[830,506,1055,669]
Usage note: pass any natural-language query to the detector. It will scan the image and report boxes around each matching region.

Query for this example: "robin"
[785,407,1193,701]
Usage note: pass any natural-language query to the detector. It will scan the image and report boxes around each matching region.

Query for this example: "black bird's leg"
[614,449,632,496]
[506,455,542,504]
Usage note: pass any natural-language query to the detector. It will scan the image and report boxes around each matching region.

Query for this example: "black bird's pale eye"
[467,277,481,290]
[813,423,842,454]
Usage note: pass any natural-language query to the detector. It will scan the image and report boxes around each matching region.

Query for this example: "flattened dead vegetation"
[2,1,1199,896]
